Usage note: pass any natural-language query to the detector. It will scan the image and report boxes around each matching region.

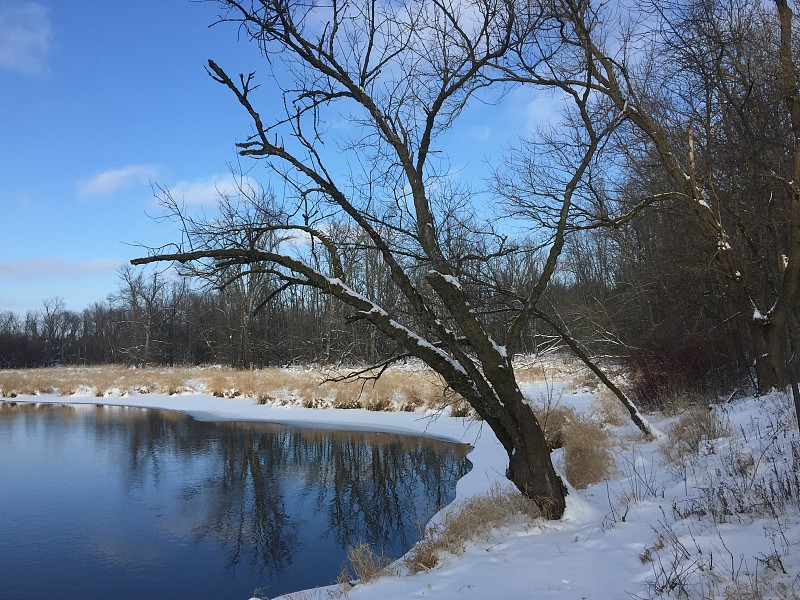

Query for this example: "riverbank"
[4,379,799,598]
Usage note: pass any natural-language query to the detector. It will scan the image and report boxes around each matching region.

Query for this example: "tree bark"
[751,317,791,393]
[504,388,567,519]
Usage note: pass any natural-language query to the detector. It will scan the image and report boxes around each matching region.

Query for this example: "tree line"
[0,264,407,369]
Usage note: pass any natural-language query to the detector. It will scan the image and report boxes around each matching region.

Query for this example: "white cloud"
[0,257,122,279]
[167,174,258,205]
[468,125,492,141]
[0,2,52,75]
[524,90,566,132]
[77,164,158,198]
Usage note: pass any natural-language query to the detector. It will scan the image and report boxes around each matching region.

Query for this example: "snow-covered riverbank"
[7,385,800,599]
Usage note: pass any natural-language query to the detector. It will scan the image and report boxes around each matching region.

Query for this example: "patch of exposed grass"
[404,486,539,574]
[0,371,42,396]
[562,414,616,489]
[660,407,730,469]
[513,363,547,384]
[337,543,396,587]
[0,364,459,412]
[154,370,194,395]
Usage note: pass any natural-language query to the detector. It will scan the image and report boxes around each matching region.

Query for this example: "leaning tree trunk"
[532,308,660,438]
[469,362,568,519]
[469,389,567,519]
[504,390,567,518]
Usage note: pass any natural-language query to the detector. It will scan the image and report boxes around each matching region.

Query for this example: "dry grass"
[591,388,628,427]
[447,397,474,418]
[0,365,202,398]
[525,385,616,489]
[650,385,708,415]
[532,405,575,450]
[0,364,466,413]
[342,368,446,410]
[337,543,395,586]
[404,485,539,574]
[660,407,731,468]
[562,414,616,489]
[572,369,601,390]
[0,367,82,396]
[0,358,592,417]
[513,363,547,384]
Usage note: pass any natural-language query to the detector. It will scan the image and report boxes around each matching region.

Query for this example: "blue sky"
[0,1,558,315]
[0,0,279,314]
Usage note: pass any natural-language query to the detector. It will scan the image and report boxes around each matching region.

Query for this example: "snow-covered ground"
[6,381,800,599]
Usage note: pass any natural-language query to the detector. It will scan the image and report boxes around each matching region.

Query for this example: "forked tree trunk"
[504,392,567,519]
[472,363,568,519]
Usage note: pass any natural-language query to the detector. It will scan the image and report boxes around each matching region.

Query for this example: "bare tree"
[179,182,291,368]
[133,0,581,516]
[114,266,186,365]
[40,297,73,365]
[502,0,800,422]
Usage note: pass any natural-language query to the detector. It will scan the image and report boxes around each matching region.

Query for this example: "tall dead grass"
[337,543,396,587]
[562,416,616,489]
[660,407,730,469]
[591,388,628,427]
[528,402,615,489]
[514,363,547,384]
[0,356,585,417]
[0,364,466,413]
[404,485,539,573]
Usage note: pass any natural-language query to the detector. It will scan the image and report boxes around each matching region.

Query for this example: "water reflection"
[0,402,470,600]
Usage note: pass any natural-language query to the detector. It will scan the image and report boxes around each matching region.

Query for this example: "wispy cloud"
[0,2,52,75]
[167,174,258,205]
[77,164,158,198]
[0,257,122,279]
[524,90,565,132]
[468,125,492,142]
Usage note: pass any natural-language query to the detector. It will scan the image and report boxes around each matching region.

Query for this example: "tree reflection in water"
[1,402,470,592]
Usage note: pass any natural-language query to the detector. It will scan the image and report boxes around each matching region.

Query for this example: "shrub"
[626,333,740,410]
